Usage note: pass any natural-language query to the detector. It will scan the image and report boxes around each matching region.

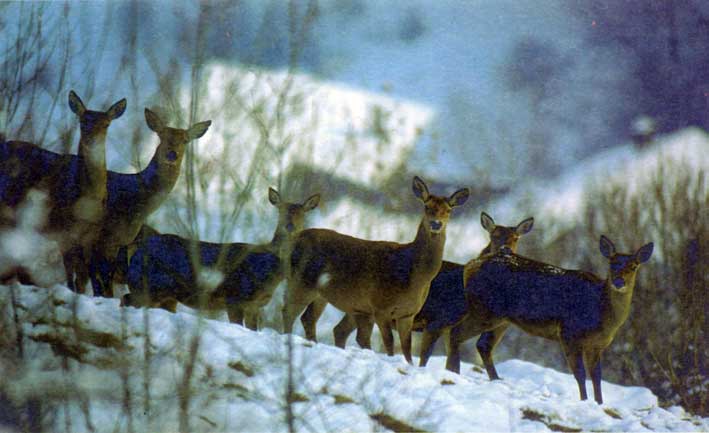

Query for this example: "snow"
[192,63,430,190]
[0,189,65,287]
[2,283,706,432]
[482,127,709,245]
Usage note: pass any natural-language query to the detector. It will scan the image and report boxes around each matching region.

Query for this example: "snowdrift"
[2,284,706,432]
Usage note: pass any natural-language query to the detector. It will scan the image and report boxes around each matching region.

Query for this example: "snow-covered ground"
[2,283,706,433]
[480,127,709,246]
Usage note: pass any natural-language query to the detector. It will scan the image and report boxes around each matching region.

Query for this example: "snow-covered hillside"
[481,127,709,246]
[197,64,432,187]
[2,284,706,432]
[145,62,433,242]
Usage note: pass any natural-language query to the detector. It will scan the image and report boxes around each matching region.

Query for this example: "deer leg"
[244,310,260,331]
[396,315,415,364]
[562,341,588,401]
[476,323,510,380]
[374,313,395,356]
[418,328,442,367]
[63,251,77,292]
[281,287,315,334]
[226,305,245,326]
[73,249,90,295]
[585,349,603,404]
[445,324,463,374]
[158,297,178,313]
[89,249,116,298]
[300,297,327,342]
[352,314,374,350]
[334,314,357,348]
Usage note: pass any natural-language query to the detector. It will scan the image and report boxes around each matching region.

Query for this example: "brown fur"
[415,212,534,367]
[316,212,534,357]
[123,188,320,331]
[85,109,211,296]
[1,91,126,290]
[454,235,653,404]
[282,176,469,363]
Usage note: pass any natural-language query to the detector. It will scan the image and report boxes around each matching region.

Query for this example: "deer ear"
[412,176,430,202]
[145,108,165,132]
[635,242,654,263]
[268,187,281,206]
[599,235,616,258]
[480,212,495,233]
[516,217,534,235]
[68,90,86,116]
[188,120,211,139]
[303,194,320,212]
[107,98,127,120]
[448,188,470,207]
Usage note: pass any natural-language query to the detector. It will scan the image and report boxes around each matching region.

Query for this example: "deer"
[283,176,470,364]
[306,212,533,364]
[123,188,320,330]
[456,235,653,404]
[415,212,534,366]
[85,108,211,297]
[0,91,127,289]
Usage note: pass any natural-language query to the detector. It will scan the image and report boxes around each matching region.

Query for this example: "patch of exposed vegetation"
[521,408,582,432]
[333,394,355,405]
[370,412,428,433]
[30,333,88,360]
[222,383,250,399]
[604,407,622,419]
[228,360,255,377]
[290,392,309,403]
[76,328,125,350]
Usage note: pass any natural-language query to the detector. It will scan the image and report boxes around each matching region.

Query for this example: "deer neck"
[478,243,492,257]
[602,276,635,333]
[77,131,108,199]
[137,147,183,212]
[269,227,293,255]
[411,220,446,275]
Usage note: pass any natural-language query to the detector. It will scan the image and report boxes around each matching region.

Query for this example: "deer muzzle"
[429,220,443,232]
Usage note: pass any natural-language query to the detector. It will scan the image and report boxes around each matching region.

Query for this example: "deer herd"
[0,91,654,405]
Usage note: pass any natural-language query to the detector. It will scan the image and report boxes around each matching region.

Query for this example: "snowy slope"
[471,127,709,246]
[145,62,433,241]
[2,284,706,432]
[193,63,432,190]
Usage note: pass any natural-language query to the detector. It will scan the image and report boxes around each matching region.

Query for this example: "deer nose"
[430,220,442,231]
[613,277,625,288]
[166,150,178,161]
[286,223,295,232]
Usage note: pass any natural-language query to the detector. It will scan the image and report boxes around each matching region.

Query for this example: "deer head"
[69,90,126,147]
[480,212,534,254]
[144,108,211,169]
[600,235,653,293]
[413,176,470,235]
[268,188,320,240]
